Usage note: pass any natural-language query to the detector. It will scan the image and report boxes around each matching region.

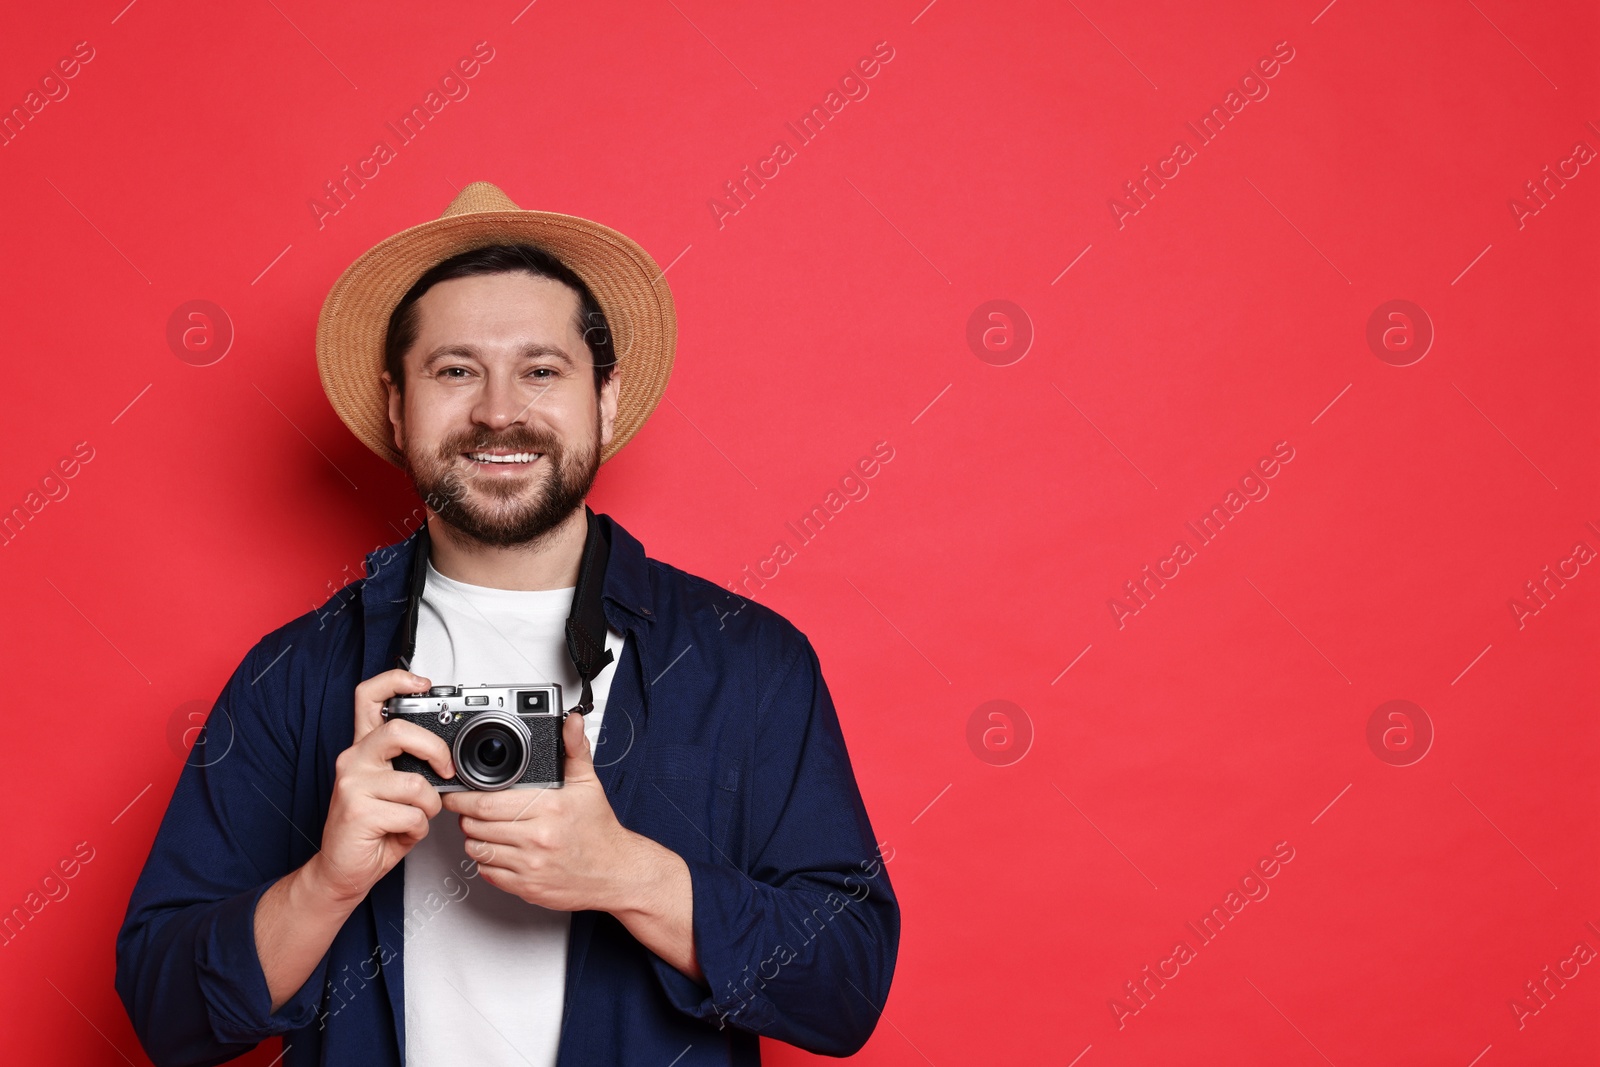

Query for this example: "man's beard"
[403,419,600,549]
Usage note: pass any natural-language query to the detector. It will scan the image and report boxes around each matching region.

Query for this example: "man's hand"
[257,669,458,1013]
[308,669,457,905]
[442,710,642,913]
[443,711,703,981]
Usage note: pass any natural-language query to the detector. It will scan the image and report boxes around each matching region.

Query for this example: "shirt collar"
[594,509,654,626]
[359,508,656,628]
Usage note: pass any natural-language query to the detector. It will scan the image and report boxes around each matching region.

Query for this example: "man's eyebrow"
[419,345,474,370]
[419,343,575,369]
[523,343,575,367]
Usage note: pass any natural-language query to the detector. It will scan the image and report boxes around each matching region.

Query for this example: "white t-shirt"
[402,560,625,1067]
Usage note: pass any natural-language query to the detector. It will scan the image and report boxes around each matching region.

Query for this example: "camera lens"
[477,737,508,768]
[452,711,531,790]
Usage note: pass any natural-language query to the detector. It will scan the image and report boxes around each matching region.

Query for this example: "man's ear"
[382,370,406,453]
[598,368,622,451]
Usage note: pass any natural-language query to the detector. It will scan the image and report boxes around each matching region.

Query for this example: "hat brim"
[316,208,676,468]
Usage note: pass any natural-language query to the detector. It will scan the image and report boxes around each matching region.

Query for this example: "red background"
[2,1,1596,1063]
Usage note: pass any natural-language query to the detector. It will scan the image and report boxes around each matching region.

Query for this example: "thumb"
[563,710,597,782]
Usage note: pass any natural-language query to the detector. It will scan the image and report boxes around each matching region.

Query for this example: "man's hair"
[384,243,617,394]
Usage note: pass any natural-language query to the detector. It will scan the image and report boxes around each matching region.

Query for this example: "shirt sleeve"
[115,635,333,1067]
[646,636,901,1055]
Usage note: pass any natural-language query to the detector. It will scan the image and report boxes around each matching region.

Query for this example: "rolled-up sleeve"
[115,637,330,1067]
[647,637,901,1056]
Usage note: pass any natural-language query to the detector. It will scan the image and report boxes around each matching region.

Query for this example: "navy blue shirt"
[115,511,900,1066]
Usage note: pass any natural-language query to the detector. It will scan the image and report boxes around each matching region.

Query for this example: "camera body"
[380,683,565,792]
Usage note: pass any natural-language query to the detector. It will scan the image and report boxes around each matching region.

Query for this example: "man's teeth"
[468,452,541,464]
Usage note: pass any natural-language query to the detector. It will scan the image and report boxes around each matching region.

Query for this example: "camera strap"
[565,504,617,715]
[396,503,616,715]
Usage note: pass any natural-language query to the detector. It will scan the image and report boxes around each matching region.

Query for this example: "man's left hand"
[442,710,643,913]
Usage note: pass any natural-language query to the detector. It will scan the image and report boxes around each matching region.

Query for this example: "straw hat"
[316,180,677,467]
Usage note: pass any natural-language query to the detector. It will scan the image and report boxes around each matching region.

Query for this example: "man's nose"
[470,367,529,429]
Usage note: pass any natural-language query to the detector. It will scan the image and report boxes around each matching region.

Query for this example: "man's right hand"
[305,670,456,905]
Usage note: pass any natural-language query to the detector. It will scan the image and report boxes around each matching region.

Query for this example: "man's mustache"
[435,427,559,458]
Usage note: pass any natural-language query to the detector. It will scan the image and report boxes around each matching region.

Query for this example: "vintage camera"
[380,684,565,792]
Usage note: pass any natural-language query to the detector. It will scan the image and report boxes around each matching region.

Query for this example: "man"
[116,181,900,1066]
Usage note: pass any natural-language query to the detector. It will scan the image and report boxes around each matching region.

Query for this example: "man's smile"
[464,450,544,469]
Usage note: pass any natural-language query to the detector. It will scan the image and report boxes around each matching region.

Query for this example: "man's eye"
[440,367,471,379]
[530,368,555,379]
